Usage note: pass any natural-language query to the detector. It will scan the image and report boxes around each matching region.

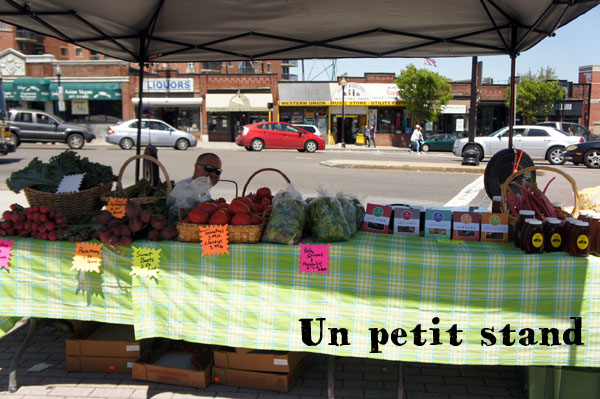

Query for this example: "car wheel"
[175,138,190,150]
[67,133,84,149]
[245,146,252,151]
[546,146,566,165]
[119,137,134,150]
[304,140,318,153]
[422,144,430,152]
[251,139,264,151]
[462,144,483,161]
[583,149,600,168]
[9,132,20,147]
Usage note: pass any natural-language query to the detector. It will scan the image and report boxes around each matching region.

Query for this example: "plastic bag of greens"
[346,195,365,231]
[337,194,357,235]
[308,192,352,242]
[262,185,307,245]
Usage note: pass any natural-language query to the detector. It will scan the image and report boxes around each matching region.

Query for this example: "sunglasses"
[196,163,222,175]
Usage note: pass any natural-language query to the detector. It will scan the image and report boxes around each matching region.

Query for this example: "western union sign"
[279,100,402,106]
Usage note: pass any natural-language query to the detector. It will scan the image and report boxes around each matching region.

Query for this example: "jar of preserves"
[544,217,564,252]
[589,213,600,257]
[578,210,592,223]
[492,196,502,213]
[514,210,536,248]
[523,219,544,254]
[568,220,590,257]
[562,218,578,254]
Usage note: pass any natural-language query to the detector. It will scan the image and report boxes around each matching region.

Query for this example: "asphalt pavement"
[0,142,528,399]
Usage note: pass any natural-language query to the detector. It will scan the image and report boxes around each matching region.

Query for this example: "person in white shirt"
[410,125,424,154]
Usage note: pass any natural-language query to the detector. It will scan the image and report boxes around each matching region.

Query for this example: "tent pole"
[135,35,148,182]
[508,54,516,149]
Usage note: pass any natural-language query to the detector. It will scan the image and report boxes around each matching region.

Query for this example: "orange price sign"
[106,197,128,219]
[71,242,104,273]
[199,225,229,256]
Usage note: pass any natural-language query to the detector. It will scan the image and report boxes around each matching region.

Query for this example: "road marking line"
[444,175,484,207]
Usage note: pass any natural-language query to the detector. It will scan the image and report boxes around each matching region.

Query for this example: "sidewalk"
[0,320,527,399]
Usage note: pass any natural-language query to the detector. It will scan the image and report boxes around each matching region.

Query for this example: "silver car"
[106,119,198,150]
[293,124,323,136]
[452,125,585,165]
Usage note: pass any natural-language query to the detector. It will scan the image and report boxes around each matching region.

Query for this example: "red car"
[236,121,326,153]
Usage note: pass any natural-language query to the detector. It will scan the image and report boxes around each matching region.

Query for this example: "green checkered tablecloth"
[2,232,600,366]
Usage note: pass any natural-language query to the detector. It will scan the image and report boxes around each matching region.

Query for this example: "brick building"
[0,23,597,144]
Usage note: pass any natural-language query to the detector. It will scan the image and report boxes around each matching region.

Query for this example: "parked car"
[6,109,95,149]
[537,121,599,142]
[236,121,326,153]
[106,119,197,150]
[421,133,460,152]
[452,125,584,165]
[564,141,600,168]
[292,124,323,136]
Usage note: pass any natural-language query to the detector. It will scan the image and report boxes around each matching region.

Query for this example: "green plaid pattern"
[2,233,600,366]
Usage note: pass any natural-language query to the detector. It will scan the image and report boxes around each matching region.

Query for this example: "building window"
[186,62,195,73]
[75,47,82,57]
[267,63,271,73]
[18,42,27,52]
[90,51,100,60]
[60,47,68,57]
[0,22,9,30]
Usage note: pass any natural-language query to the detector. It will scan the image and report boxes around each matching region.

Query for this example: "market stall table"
[1,232,599,393]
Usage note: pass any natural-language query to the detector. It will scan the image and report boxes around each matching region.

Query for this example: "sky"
[292,6,600,84]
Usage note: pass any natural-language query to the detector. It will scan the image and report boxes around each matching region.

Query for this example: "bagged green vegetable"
[337,195,357,235]
[262,199,307,245]
[348,196,365,231]
[308,196,352,242]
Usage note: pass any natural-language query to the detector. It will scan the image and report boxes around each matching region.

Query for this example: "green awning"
[50,82,122,100]
[1,82,16,100]
[12,78,51,101]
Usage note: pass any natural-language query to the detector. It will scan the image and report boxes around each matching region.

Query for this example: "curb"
[319,160,486,174]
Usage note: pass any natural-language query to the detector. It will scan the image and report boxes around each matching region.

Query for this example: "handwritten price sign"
[71,242,103,273]
[199,225,229,256]
[299,243,330,274]
[0,239,15,270]
[106,197,128,219]
[131,246,161,278]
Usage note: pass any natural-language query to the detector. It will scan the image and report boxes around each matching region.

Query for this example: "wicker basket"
[241,168,291,196]
[500,165,580,228]
[102,154,172,204]
[23,179,114,224]
[176,222,265,243]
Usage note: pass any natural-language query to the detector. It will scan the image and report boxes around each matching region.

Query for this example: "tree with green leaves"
[504,67,566,124]
[394,64,452,126]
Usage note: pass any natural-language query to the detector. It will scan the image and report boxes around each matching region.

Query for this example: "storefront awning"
[50,82,122,100]
[12,77,51,101]
[205,93,272,112]
[131,97,203,106]
[1,82,16,100]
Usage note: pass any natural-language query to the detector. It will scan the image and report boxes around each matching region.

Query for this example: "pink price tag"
[299,243,330,274]
[0,239,15,270]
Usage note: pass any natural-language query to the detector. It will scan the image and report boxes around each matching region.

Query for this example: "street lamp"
[55,64,65,117]
[339,77,347,148]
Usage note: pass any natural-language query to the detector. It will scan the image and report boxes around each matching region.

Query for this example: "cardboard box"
[391,206,421,236]
[363,203,393,234]
[213,347,308,373]
[66,322,153,373]
[480,213,509,242]
[424,209,452,238]
[132,342,211,389]
[66,355,136,373]
[452,211,481,241]
[212,355,310,392]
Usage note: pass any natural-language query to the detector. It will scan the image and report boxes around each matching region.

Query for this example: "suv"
[537,121,599,142]
[292,124,323,136]
[6,109,95,149]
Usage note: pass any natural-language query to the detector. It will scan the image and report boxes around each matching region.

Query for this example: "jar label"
[532,233,543,248]
[577,234,589,250]
[551,233,562,248]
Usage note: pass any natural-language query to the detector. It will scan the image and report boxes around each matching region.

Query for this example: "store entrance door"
[334,115,365,144]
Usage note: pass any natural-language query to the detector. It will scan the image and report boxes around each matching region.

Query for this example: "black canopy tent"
[0,0,597,177]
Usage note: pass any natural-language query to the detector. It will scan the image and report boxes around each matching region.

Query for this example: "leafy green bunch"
[6,150,114,193]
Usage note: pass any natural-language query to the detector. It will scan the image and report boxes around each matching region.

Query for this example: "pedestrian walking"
[363,125,369,147]
[368,124,376,148]
[410,124,424,154]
